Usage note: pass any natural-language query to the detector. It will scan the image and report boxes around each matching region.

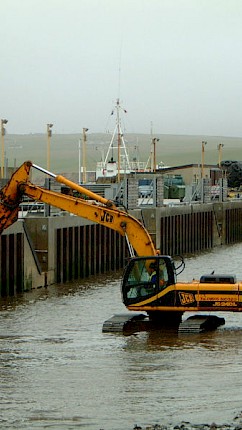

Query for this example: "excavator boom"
[0,161,157,257]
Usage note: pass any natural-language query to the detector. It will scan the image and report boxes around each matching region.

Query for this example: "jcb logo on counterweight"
[100,210,114,223]
[179,292,195,305]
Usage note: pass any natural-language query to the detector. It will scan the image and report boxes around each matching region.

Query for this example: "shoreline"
[130,418,242,430]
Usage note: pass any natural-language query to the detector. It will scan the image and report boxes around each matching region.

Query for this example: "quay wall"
[0,201,242,297]
[0,220,46,296]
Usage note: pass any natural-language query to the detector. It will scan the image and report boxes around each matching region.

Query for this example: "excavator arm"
[0,161,157,257]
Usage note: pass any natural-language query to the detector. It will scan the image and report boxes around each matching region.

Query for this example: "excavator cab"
[122,256,176,307]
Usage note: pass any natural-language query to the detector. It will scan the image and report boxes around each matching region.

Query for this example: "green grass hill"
[4,133,242,175]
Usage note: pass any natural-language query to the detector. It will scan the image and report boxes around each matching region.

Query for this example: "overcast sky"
[1,0,242,136]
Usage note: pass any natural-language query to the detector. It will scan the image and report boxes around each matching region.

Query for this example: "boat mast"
[105,99,131,173]
[117,98,121,183]
[145,121,153,171]
[96,99,131,179]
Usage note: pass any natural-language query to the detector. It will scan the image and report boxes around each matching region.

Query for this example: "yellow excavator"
[0,161,241,333]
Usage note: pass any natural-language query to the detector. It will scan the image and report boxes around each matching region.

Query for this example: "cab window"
[125,259,157,299]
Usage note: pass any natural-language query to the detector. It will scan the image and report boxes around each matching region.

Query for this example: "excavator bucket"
[0,161,32,234]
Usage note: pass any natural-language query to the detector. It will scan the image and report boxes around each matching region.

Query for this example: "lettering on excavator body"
[179,292,195,305]
[100,210,114,223]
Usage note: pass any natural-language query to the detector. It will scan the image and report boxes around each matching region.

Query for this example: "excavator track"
[103,313,226,335]
[102,313,147,333]
[178,315,225,334]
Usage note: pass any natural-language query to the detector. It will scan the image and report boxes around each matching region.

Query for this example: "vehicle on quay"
[0,160,241,332]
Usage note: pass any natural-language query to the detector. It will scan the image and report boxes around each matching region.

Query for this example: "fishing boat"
[96,99,147,180]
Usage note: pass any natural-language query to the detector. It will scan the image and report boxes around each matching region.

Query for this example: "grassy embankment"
[5,133,242,176]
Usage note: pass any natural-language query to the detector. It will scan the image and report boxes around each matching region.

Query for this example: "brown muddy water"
[1,244,242,430]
